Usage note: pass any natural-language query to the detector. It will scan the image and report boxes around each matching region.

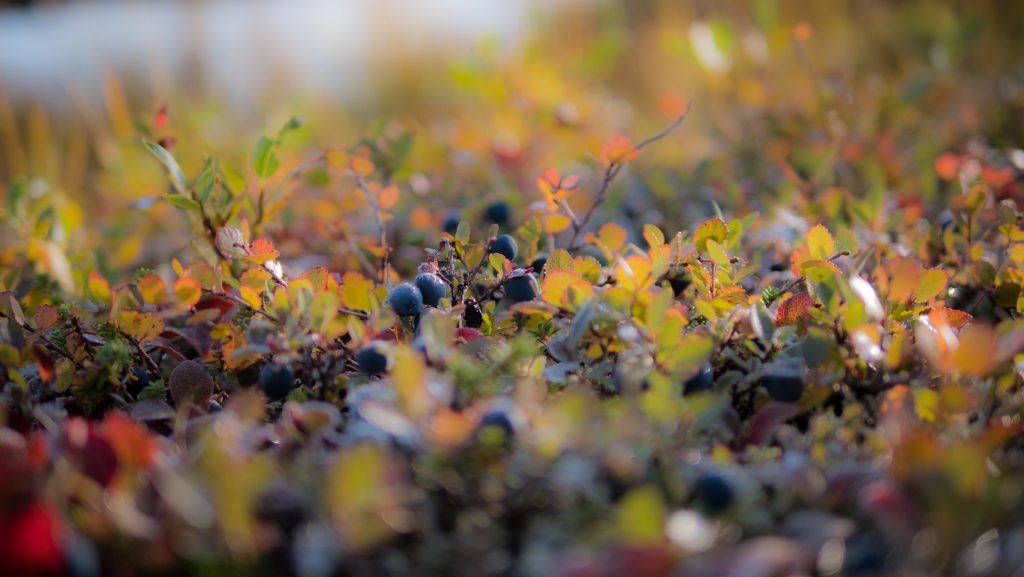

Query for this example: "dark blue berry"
[356,343,388,376]
[442,210,461,235]
[683,364,714,395]
[126,367,152,398]
[483,201,510,226]
[259,364,295,401]
[478,410,515,441]
[693,472,735,515]
[761,374,804,403]
[530,252,548,274]
[388,283,423,317]
[489,234,518,261]
[504,275,537,303]
[415,273,447,307]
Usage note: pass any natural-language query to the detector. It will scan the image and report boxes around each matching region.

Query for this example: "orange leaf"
[775,292,815,326]
[88,272,111,303]
[351,156,375,176]
[137,274,168,305]
[174,277,201,308]
[245,237,280,264]
[378,185,400,210]
[600,135,639,164]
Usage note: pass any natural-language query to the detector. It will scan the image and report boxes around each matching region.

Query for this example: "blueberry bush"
[2,2,1024,576]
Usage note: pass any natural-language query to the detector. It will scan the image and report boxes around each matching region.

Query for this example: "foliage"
[2,2,1024,576]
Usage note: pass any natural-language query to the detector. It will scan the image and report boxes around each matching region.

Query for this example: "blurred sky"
[0,0,561,111]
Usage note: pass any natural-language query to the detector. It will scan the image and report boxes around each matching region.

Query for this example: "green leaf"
[252,136,280,179]
[915,268,949,303]
[547,249,574,273]
[195,157,217,203]
[706,239,730,266]
[616,486,666,545]
[143,140,188,196]
[166,194,200,212]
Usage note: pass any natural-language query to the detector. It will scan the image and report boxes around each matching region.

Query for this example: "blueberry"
[259,364,295,400]
[478,410,515,441]
[415,273,447,307]
[760,374,804,403]
[504,275,537,303]
[356,343,388,376]
[483,201,510,226]
[667,271,691,296]
[530,252,548,274]
[126,367,152,398]
[693,472,735,515]
[489,234,518,261]
[683,364,714,395]
[388,283,423,317]
[442,210,461,235]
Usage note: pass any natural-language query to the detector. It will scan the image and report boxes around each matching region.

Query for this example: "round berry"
[483,201,510,226]
[356,343,388,377]
[683,364,714,396]
[504,275,537,303]
[530,252,548,274]
[415,272,447,307]
[760,374,804,403]
[489,234,518,261]
[388,283,423,317]
[126,367,152,398]
[478,410,515,441]
[442,210,461,235]
[259,364,295,401]
[693,472,735,515]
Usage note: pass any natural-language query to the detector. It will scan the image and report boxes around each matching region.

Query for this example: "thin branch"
[353,174,389,284]
[567,101,693,251]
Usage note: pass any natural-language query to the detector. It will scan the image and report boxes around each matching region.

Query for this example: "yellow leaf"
[915,268,949,303]
[116,311,165,344]
[599,222,628,253]
[806,224,836,261]
[240,285,262,310]
[694,218,727,253]
[616,486,666,545]
[546,213,572,234]
[392,347,429,420]
[950,325,998,376]
[174,277,201,308]
[326,149,349,167]
[339,272,376,312]
[137,274,167,305]
[88,271,111,303]
[546,249,574,273]
[541,270,593,310]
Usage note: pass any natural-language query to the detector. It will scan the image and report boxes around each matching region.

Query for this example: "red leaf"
[745,402,800,446]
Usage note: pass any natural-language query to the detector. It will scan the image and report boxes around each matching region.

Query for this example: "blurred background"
[0,0,1022,290]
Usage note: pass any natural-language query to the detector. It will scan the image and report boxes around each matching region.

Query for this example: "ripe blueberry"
[693,472,735,515]
[760,374,804,403]
[489,234,518,261]
[483,201,510,226]
[530,252,548,274]
[442,210,461,235]
[356,343,388,376]
[415,272,447,307]
[478,410,515,441]
[388,283,423,317]
[259,364,295,400]
[126,367,152,398]
[504,275,537,303]
[683,364,714,395]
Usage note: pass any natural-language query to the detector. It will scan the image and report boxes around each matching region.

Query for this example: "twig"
[353,174,389,284]
[567,101,693,251]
